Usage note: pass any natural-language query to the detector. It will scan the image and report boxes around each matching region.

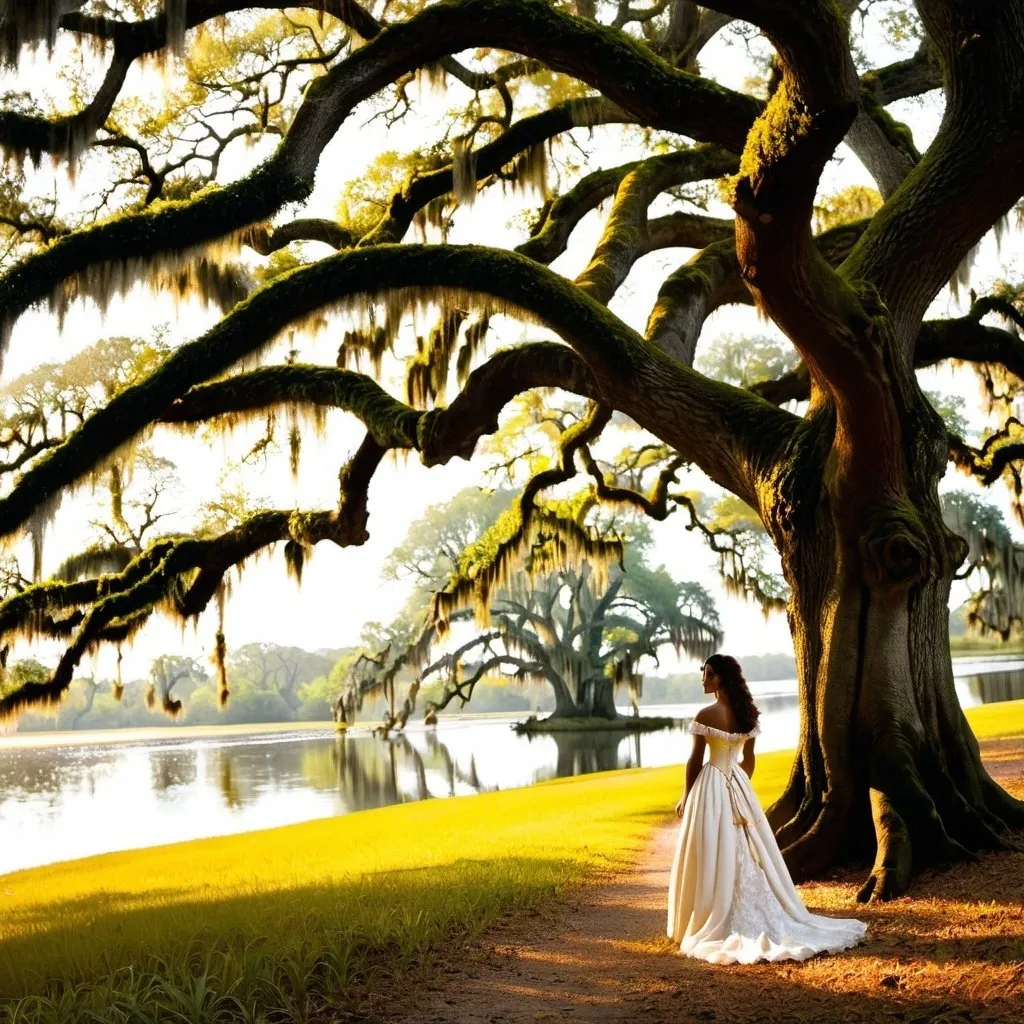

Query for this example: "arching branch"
[0,244,790,542]
[0,429,384,718]
[161,343,600,466]
[0,48,132,162]
[573,147,738,304]
[843,3,1024,343]
[361,97,637,247]
[750,298,1024,407]
[0,0,763,354]
[645,217,870,368]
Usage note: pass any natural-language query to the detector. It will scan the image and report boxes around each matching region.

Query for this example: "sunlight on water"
[0,659,1020,877]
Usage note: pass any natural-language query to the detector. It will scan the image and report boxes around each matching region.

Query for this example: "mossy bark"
[763,399,1024,901]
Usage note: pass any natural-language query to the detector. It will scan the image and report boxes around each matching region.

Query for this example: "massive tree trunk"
[763,393,1024,900]
[690,0,1024,900]
[549,672,586,718]
[546,673,622,720]
[583,677,622,720]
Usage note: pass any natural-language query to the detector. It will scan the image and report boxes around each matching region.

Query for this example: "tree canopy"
[0,0,1023,898]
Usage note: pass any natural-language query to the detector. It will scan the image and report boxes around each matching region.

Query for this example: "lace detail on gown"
[667,730,867,965]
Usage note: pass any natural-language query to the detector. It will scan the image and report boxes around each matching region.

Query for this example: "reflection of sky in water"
[1,661,1021,877]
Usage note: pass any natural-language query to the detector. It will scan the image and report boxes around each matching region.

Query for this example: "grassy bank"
[950,636,1024,656]
[1,701,1022,1022]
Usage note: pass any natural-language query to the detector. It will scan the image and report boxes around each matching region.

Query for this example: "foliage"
[695,333,801,391]
[812,185,883,233]
[925,391,970,439]
[12,643,351,731]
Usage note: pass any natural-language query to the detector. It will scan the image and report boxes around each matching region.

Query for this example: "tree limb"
[0,0,764,356]
[160,343,600,467]
[0,243,791,542]
[843,3,1024,346]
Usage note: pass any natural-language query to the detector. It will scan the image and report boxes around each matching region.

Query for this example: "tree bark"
[581,677,622,720]
[762,398,1024,901]
[548,672,585,718]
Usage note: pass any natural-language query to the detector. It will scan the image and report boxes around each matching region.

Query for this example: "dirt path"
[381,740,1024,1024]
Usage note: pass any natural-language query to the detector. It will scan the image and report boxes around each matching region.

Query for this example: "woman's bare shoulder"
[694,703,734,730]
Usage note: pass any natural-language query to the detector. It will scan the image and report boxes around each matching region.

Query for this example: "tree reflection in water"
[545,729,635,779]
[217,754,243,809]
[150,750,197,794]
[295,725,666,813]
[963,671,1024,705]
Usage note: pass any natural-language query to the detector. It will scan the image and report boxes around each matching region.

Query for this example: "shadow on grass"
[0,854,582,1018]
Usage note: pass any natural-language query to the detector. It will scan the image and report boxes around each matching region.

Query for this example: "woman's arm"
[675,735,706,817]
[740,737,756,779]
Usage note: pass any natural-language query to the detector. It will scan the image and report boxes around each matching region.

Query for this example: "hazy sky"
[3,9,1022,684]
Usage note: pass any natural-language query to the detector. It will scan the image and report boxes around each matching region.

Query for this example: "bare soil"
[379,739,1024,1024]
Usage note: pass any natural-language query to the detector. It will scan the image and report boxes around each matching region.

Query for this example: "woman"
[666,654,868,964]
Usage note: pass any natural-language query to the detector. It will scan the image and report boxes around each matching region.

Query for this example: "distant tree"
[71,675,103,728]
[226,642,336,712]
[418,561,721,721]
[345,487,721,725]
[145,654,206,717]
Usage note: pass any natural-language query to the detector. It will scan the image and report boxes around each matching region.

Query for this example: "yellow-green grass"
[1,701,1021,1022]
[950,635,1024,655]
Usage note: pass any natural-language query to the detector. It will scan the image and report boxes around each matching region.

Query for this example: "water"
[1,659,1021,877]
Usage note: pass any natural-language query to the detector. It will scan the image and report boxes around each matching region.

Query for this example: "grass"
[0,701,1022,1023]
[950,635,1024,656]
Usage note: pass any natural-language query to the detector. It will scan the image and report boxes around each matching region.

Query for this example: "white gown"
[667,721,868,964]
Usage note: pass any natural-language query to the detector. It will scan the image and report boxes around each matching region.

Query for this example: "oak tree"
[346,485,722,724]
[0,0,1023,899]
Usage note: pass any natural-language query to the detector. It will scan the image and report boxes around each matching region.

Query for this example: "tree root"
[920,751,1016,853]
[857,789,912,902]
[780,797,848,881]
[981,772,1024,830]
[872,740,976,873]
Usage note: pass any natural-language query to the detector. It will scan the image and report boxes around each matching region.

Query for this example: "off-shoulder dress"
[666,720,868,964]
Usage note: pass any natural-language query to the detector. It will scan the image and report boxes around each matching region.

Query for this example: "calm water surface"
[1,659,1021,877]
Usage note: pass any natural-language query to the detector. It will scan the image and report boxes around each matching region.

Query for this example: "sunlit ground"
[0,702,1021,1023]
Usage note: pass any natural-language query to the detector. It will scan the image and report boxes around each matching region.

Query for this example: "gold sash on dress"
[707,763,762,869]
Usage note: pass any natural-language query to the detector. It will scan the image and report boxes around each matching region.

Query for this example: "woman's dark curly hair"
[703,654,760,734]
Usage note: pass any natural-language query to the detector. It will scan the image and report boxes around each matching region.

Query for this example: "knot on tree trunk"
[858,501,932,590]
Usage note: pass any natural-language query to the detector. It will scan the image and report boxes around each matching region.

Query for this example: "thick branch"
[645,218,869,368]
[363,97,636,247]
[862,45,942,106]
[752,302,1024,407]
[0,49,131,161]
[843,4,1024,345]
[0,0,763,353]
[161,343,600,466]
[573,147,738,304]
[247,218,355,254]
